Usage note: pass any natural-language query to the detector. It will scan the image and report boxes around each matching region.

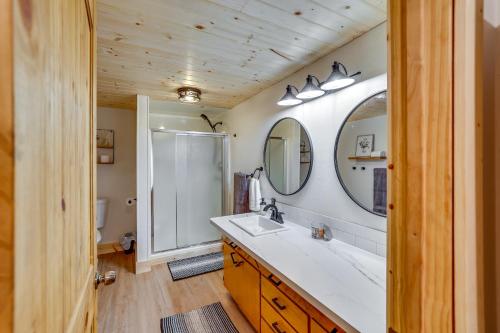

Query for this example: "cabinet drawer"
[261,276,308,333]
[261,319,275,333]
[261,298,298,333]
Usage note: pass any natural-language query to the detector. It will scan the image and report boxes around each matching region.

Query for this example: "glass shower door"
[151,131,177,252]
[175,134,223,247]
[151,131,224,253]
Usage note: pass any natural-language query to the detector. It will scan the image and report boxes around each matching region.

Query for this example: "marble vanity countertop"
[210,213,386,333]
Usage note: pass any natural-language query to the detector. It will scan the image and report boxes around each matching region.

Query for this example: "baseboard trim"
[97,242,124,256]
[135,241,222,275]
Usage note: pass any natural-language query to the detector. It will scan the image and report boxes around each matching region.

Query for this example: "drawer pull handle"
[229,242,238,249]
[272,297,286,310]
[230,252,244,266]
[272,322,286,333]
[268,274,282,286]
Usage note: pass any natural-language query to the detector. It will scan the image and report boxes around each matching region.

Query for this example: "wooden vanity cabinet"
[223,242,260,331]
[311,320,329,333]
[223,237,346,333]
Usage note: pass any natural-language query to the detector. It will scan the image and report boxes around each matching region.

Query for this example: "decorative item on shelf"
[370,150,386,158]
[97,129,115,164]
[354,134,374,157]
[276,60,361,106]
[320,61,361,91]
[177,86,201,103]
[296,75,325,99]
[277,85,302,106]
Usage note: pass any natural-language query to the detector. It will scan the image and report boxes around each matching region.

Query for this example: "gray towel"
[233,172,250,214]
[373,168,387,215]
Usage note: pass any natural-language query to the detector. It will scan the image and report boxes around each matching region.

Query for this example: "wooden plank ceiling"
[97,0,387,109]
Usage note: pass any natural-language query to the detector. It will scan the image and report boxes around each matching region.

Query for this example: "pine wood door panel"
[12,0,96,332]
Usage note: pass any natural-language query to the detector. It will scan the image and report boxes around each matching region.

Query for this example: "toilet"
[96,198,108,243]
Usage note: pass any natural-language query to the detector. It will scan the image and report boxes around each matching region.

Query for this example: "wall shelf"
[348,156,386,161]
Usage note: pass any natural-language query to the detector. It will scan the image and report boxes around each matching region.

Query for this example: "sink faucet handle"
[276,211,285,223]
[270,198,276,205]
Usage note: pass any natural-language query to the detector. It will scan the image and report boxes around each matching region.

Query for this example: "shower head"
[200,114,222,133]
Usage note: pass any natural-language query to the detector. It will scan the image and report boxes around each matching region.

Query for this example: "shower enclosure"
[150,130,228,253]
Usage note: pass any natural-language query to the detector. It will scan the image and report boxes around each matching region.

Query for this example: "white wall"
[222,23,387,232]
[149,113,209,132]
[97,107,137,243]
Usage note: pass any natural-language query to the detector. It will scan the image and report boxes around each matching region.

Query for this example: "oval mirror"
[264,118,313,195]
[335,91,388,216]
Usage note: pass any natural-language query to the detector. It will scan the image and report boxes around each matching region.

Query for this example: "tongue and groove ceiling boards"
[97,0,387,109]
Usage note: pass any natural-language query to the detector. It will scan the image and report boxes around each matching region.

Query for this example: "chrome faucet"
[263,198,285,224]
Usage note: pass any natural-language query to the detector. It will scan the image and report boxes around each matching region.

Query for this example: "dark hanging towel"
[373,168,387,215]
[233,172,250,214]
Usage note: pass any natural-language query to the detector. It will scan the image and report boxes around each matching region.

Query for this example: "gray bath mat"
[160,302,239,333]
[167,252,223,281]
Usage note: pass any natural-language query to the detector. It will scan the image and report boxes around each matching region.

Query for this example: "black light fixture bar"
[277,61,361,107]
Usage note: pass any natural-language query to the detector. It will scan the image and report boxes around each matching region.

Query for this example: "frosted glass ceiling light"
[277,85,302,106]
[178,87,201,103]
[320,61,361,91]
[296,75,325,99]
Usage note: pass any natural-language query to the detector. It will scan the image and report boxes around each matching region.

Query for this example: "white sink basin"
[230,215,288,236]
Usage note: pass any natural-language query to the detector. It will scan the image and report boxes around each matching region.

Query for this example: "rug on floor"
[167,252,223,281]
[160,302,239,333]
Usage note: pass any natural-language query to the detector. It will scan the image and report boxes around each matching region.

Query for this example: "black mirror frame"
[334,90,387,217]
[263,117,314,196]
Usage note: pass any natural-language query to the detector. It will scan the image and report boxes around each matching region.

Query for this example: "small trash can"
[120,232,135,255]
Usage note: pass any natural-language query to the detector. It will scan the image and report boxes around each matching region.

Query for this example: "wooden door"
[388,0,485,332]
[0,0,98,332]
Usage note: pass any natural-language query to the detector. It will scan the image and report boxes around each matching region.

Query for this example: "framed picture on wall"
[355,134,374,157]
[97,129,114,148]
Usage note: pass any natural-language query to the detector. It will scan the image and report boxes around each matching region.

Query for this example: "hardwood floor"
[97,253,256,333]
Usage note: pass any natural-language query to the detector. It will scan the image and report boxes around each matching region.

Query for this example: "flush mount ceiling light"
[177,87,201,103]
[296,75,325,99]
[277,85,302,106]
[320,61,361,91]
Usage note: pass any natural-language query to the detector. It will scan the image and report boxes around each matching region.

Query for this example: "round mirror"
[335,91,387,216]
[264,118,313,195]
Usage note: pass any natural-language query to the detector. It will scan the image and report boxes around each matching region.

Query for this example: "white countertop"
[210,213,386,333]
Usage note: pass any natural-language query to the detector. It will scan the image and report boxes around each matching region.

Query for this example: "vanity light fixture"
[177,87,201,103]
[296,75,325,99]
[277,85,302,106]
[320,61,361,91]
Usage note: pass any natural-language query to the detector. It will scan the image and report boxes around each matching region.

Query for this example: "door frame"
[0,0,14,331]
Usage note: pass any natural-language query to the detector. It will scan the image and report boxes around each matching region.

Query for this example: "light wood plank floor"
[98,253,255,333]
